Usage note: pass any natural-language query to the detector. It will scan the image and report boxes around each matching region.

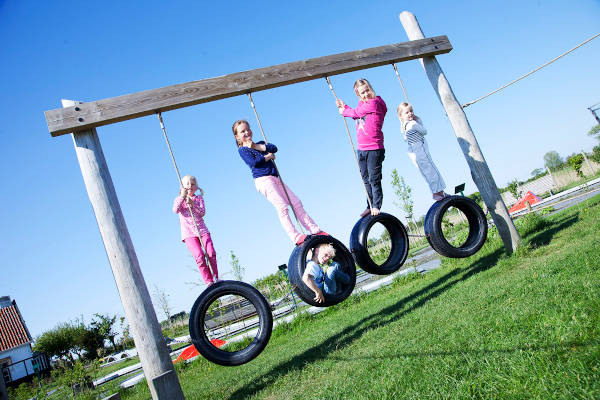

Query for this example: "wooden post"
[62,100,185,400]
[399,12,521,253]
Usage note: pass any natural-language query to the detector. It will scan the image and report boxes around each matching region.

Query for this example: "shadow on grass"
[227,248,505,399]
[525,213,579,248]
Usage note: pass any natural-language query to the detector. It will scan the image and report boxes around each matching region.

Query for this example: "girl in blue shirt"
[233,120,328,245]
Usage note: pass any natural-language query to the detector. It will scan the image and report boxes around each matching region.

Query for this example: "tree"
[543,151,563,171]
[506,179,521,199]
[567,154,584,177]
[588,124,600,142]
[591,145,600,163]
[530,168,544,178]
[390,169,415,229]
[33,322,80,363]
[153,285,172,327]
[91,313,118,350]
[230,250,245,282]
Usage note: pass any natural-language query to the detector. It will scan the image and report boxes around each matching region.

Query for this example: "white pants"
[408,138,446,194]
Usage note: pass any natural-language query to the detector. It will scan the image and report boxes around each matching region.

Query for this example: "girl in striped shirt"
[397,102,448,201]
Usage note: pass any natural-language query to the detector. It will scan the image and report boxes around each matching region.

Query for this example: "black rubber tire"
[349,212,410,275]
[424,196,488,258]
[188,280,273,366]
[287,235,356,307]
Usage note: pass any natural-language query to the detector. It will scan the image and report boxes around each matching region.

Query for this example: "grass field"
[117,194,600,399]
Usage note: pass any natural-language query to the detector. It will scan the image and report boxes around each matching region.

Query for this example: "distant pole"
[62,100,185,400]
[546,166,557,188]
[399,12,521,253]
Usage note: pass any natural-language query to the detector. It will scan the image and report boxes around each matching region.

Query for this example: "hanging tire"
[349,212,410,275]
[424,196,487,258]
[188,280,273,366]
[287,235,356,307]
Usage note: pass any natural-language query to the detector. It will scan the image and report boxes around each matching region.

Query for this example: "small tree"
[567,154,584,177]
[390,169,415,229]
[506,179,520,199]
[153,285,172,328]
[530,168,544,178]
[543,151,563,171]
[91,313,118,350]
[590,145,600,163]
[230,250,245,282]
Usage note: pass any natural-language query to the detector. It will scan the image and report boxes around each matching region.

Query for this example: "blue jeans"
[357,149,385,210]
[323,262,351,296]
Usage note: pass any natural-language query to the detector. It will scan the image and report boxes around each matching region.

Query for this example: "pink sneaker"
[295,234,308,245]
[316,231,329,236]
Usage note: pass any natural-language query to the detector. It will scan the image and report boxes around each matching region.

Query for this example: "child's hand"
[314,289,324,303]
[264,153,275,161]
[180,187,187,198]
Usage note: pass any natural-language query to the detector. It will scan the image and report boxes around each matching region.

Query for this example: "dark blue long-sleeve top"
[237,141,279,179]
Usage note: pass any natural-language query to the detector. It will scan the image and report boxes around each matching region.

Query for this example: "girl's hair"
[397,102,415,132]
[309,243,336,262]
[232,119,250,147]
[181,175,204,196]
[396,102,412,116]
[353,78,375,97]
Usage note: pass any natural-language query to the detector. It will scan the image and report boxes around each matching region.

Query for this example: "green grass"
[115,195,600,399]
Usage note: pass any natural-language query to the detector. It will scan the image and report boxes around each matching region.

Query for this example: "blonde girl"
[397,102,447,201]
[173,175,219,285]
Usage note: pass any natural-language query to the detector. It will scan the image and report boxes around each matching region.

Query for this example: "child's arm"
[342,98,382,119]
[173,195,186,214]
[302,269,325,303]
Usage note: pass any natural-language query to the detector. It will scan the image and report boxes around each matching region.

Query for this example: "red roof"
[0,304,31,352]
[509,191,542,213]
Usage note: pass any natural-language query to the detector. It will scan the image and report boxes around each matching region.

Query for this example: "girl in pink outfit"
[233,120,328,245]
[173,175,218,286]
[336,78,387,218]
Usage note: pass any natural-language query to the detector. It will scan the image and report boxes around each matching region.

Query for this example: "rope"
[325,77,374,211]
[246,93,305,234]
[462,32,600,108]
[392,63,410,103]
[157,112,217,283]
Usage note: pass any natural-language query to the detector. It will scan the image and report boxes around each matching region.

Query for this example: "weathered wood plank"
[46,36,451,136]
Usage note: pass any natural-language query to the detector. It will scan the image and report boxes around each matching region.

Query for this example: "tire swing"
[349,212,409,275]
[424,195,488,258]
[287,234,357,307]
[188,280,273,366]
[157,112,273,366]
[325,77,410,275]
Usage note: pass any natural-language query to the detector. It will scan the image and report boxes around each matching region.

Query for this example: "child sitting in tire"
[302,243,350,304]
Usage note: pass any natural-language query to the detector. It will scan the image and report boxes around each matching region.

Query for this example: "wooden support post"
[399,12,521,253]
[62,100,185,400]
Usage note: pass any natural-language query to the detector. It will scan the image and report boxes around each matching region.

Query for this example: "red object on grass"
[509,191,542,213]
[175,341,227,363]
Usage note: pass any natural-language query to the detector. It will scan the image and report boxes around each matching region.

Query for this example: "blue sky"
[1,0,599,339]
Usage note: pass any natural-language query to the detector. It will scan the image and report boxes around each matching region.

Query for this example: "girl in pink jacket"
[173,175,219,286]
[336,78,387,217]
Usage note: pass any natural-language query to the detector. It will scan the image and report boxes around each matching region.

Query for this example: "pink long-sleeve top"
[173,195,210,241]
[342,96,387,151]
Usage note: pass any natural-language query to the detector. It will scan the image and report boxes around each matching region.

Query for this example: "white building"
[0,296,49,387]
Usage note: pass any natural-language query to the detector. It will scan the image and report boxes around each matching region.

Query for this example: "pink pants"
[184,233,218,284]
[255,175,320,243]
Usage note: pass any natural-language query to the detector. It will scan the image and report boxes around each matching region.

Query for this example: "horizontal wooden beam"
[45,36,452,136]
